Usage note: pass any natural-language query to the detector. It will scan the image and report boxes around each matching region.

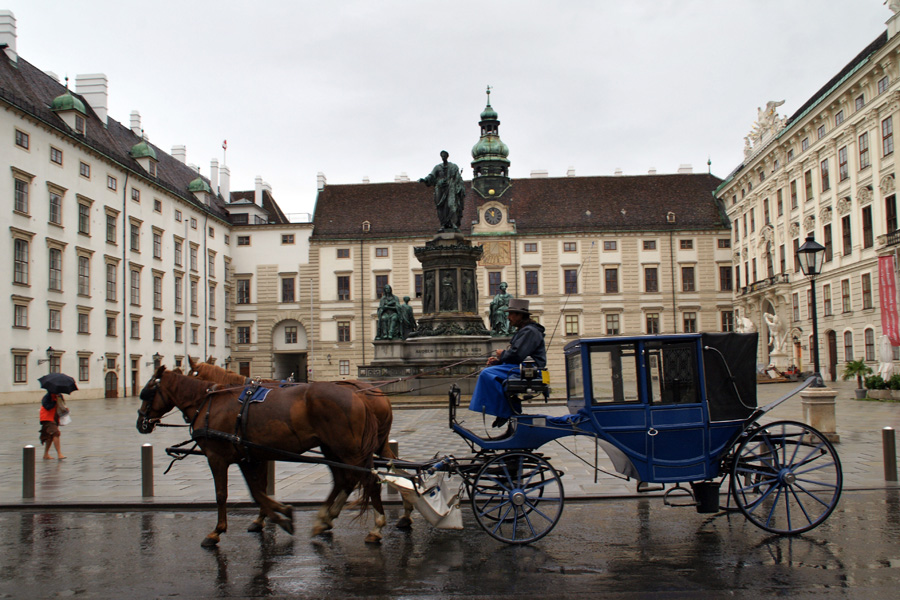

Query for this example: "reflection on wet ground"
[0,491,898,599]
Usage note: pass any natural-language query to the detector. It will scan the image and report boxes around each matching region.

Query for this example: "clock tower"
[471,86,511,199]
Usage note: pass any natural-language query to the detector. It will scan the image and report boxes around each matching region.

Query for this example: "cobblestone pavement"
[1,380,898,507]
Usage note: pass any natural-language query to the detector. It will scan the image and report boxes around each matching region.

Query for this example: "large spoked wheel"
[731,420,842,535]
[470,451,564,544]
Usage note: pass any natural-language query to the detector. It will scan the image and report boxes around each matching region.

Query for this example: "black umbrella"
[38,373,78,395]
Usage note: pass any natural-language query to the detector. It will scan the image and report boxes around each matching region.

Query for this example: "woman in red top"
[39,393,65,459]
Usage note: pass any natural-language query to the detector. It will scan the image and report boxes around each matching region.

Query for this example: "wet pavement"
[0,380,897,508]
[0,490,898,599]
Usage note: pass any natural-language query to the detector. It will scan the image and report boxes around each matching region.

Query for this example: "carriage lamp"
[38,347,55,365]
[798,234,826,386]
[153,352,162,361]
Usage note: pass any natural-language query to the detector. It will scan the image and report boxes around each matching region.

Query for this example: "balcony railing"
[738,273,791,296]
[886,228,900,247]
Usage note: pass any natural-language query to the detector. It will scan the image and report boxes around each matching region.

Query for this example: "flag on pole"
[223,140,227,150]
[880,255,900,345]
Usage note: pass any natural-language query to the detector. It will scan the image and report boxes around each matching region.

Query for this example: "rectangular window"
[282,278,295,303]
[106,175,117,191]
[793,238,801,272]
[339,360,350,376]
[154,276,163,310]
[835,110,844,126]
[103,315,115,337]
[50,146,62,165]
[208,252,215,277]
[841,279,851,312]
[820,159,830,191]
[130,223,140,251]
[792,293,800,321]
[130,269,140,305]
[862,206,874,249]
[883,117,894,156]
[174,324,183,343]
[130,319,140,340]
[750,209,756,232]
[564,269,578,294]
[862,273,873,309]
[646,313,660,335]
[338,321,351,342]
[563,242,577,252]
[190,280,198,316]
[801,137,809,152]
[14,239,29,285]
[525,270,539,296]
[788,148,795,162]
[823,284,832,316]
[779,244,786,274]
[78,356,89,381]
[680,239,693,250]
[375,247,388,257]
[14,178,29,213]
[155,199,162,213]
[190,217,197,229]
[790,180,798,209]
[888,195,898,232]
[866,329,876,361]
[719,266,732,291]
[337,276,350,301]
[209,284,215,317]
[105,263,116,301]
[174,277,183,313]
[174,240,182,267]
[643,240,657,250]
[153,322,162,341]
[763,198,770,224]
[189,246,198,271]
[77,203,90,235]
[237,279,250,304]
[49,248,62,291]
[48,308,61,331]
[817,124,826,139]
[645,267,658,292]
[565,314,579,336]
[337,248,350,259]
[681,266,695,292]
[524,243,537,253]
[804,170,813,202]
[856,94,865,111]
[603,241,617,251]
[174,210,182,222]
[844,331,854,361]
[860,132,870,169]
[735,265,740,289]
[49,191,62,225]
[488,271,502,296]
[842,215,852,256]
[237,236,250,246]
[284,326,298,344]
[606,314,620,335]
[777,189,784,216]
[237,326,250,345]
[415,273,423,298]
[721,311,734,333]
[14,355,28,383]
[683,312,697,333]
[15,129,29,149]
[77,256,90,295]
[375,275,389,298]
[14,304,27,328]
[281,234,294,245]
[879,76,890,95]
[605,268,619,293]
[838,146,849,181]
[717,238,731,248]
[823,224,833,262]
[79,161,91,179]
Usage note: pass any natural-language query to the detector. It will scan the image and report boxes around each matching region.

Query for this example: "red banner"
[880,255,900,345]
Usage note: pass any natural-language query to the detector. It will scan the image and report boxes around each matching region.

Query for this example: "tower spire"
[471,86,510,198]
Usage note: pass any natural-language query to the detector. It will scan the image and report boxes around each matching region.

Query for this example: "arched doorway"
[826,330,838,382]
[105,371,118,398]
[272,319,308,382]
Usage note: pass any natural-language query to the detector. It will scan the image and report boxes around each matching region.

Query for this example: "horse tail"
[350,392,383,515]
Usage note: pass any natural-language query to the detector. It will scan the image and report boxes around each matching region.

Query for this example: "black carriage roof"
[563,334,703,353]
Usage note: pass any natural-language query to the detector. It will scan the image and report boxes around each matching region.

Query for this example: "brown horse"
[137,366,388,547]
[185,360,415,534]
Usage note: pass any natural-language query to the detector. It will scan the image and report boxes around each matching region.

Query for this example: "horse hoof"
[201,535,220,548]
[278,520,294,536]
[364,533,383,544]
[311,524,332,536]
[247,521,264,533]
[395,517,412,530]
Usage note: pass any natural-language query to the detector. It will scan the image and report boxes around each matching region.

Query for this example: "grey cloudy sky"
[8,1,892,217]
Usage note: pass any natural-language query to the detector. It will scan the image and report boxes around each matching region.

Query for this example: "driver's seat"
[503,360,551,415]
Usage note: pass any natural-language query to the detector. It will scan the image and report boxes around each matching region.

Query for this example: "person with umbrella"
[38,373,76,459]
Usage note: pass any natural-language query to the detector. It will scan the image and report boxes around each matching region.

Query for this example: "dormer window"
[75,115,85,135]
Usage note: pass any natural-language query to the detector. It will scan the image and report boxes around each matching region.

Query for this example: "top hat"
[507,298,531,315]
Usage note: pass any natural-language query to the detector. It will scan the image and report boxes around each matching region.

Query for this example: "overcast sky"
[7,1,893,217]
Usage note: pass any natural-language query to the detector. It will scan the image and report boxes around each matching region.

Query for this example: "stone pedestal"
[800,387,840,443]
[768,350,789,369]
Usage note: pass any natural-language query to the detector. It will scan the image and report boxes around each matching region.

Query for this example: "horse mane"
[159,368,217,406]
[192,362,246,386]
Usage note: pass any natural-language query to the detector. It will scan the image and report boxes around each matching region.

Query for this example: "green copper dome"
[131,140,157,161]
[51,91,87,115]
[480,102,498,121]
[471,135,509,161]
[188,176,212,193]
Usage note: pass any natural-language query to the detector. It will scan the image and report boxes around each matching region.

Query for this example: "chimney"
[394,172,410,182]
[75,74,109,126]
[530,169,549,178]
[648,167,657,175]
[614,168,623,176]
[130,111,142,137]
[677,164,693,174]
[255,176,264,206]
[219,165,231,202]
[362,176,370,184]
[567,167,576,177]
[210,159,219,196]
[171,145,186,164]
[317,172,327,191]
[0,10,17,65]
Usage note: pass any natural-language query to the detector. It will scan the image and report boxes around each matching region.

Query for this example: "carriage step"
[636,481,665,493]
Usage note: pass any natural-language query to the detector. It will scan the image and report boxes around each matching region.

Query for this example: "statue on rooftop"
[419,150,466,232]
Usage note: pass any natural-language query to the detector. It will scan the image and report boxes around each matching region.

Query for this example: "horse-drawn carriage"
[137,332,842,546]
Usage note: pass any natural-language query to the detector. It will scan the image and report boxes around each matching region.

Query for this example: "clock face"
[485,207,502,225]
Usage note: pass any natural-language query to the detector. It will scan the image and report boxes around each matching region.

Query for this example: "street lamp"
[797,234,826,386]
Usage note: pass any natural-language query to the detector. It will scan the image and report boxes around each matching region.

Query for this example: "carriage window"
[589,343,640,404]
[645,341,700,405]
[566,351,583,401]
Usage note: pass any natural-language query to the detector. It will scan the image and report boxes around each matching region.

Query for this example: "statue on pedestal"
[419,150,466,232]
[764,312,788,354]
[489,282,513,336]
[399,296,417,339]
[376,285,401,340]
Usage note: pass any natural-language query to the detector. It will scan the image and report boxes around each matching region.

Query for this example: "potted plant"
[865,374,891,399]
[843,360,872,399]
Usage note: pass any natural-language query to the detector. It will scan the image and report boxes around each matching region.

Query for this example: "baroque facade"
[717,11,900,380]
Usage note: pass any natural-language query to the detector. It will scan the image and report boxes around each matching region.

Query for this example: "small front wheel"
[470,451,564,544]
[731,420,842,534]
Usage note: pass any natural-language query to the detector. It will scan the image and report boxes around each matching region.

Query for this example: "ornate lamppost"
[797,234,826,387]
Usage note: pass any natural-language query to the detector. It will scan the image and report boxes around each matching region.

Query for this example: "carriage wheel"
[731,420,842,535]
[470,451,564,544]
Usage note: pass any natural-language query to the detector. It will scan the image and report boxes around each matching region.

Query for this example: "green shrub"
[890,374,900,391]
[865,374,888,390]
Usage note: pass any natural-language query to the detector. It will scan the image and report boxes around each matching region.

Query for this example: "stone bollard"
[141,444,154,497]
[799,386,840,443]
[23,445,35,499]
[885,427,898,482]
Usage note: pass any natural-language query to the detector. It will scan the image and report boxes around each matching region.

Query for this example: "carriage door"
[643,340,709,481]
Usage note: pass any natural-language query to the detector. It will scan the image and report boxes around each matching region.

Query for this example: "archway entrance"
[274,352,307,382]
[272,319,309,382]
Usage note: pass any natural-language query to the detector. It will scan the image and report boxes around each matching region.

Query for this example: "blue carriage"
[419,332,842,544]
